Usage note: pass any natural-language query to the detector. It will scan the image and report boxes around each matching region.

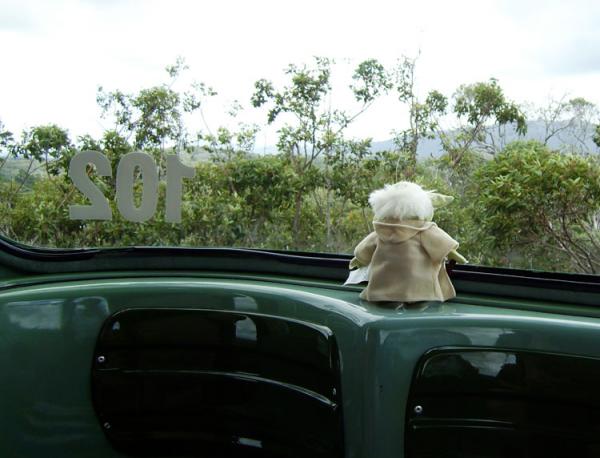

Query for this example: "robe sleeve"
[354,231,378,266]
[420,226,459,263]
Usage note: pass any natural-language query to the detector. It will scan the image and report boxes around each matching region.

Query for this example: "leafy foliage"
[472,141,600,272]
[1,58,600,276]
[251,57,390,248]
[17,124,74,176]
[391,56,447,177]
[442,79,527,166]
[0,120,16,178]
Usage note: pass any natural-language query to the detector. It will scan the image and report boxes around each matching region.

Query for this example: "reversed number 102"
[68,151,195,223]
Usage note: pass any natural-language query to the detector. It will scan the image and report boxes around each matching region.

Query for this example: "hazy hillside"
[2,120,597,180]
[370,120,599,158]
[0,159,35,180]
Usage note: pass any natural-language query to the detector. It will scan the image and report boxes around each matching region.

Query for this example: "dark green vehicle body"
[2,237,600,457]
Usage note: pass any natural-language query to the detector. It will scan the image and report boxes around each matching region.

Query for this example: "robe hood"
[373,220,435,243]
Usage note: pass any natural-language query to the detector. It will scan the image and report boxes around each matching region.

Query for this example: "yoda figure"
[347,182,467,303]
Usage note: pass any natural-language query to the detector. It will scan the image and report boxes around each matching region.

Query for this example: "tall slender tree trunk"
[292,190,303,249]
[325,186,332,251]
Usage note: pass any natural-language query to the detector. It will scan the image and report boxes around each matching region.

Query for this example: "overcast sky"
[1,0,600,147]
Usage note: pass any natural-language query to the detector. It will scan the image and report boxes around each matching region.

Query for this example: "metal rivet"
[414,405,423,415]
[103,422,111,429]
[112,321,120,332]
[332,388,337,396]
[97,355,106,364]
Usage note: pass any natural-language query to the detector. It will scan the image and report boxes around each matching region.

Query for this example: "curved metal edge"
[2,233,600,295]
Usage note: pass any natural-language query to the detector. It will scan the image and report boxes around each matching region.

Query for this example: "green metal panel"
[2,274,600,457]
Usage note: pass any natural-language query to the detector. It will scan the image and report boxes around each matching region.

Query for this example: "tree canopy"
[1,57,600,274]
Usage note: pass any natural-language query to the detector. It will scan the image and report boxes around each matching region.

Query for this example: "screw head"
[414,405,423,415]
[103,422,111,429]
[97,355,106,364]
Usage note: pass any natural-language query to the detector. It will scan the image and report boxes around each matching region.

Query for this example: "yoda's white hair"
[369,182,434,221]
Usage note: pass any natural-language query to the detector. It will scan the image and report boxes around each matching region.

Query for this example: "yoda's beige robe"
[353,220,458,303]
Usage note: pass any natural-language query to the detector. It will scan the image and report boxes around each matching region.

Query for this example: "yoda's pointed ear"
[429,192,454,208]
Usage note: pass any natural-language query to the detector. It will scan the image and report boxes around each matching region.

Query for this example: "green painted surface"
[2,274,600,457]
[0,262,21,281]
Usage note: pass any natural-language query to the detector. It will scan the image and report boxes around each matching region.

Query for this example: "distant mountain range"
[254,120,599,158]
[369,120,599,158]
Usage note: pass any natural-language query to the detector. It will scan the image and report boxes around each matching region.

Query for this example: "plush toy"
[347,181,467,303]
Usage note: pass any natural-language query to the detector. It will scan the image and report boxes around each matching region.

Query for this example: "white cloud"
[0,0,599,145]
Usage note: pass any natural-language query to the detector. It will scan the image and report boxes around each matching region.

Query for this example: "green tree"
[5,177,81,246]
[76,134,102,153]
[17,124,74,177]
[97,58,201,173]
[443,79,526,167]
[536,97,598,154]
[472,140,600,273]
[563,98,598,154]
[97,83,182,164]
[0,120,15,175]
[391,56,447,177]
[251,57,389,248]
[203,124,259,163]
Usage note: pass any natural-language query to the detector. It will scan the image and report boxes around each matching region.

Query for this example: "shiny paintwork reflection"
[406,349,600,457]
[2,277,600,457]
[92,309,343,457]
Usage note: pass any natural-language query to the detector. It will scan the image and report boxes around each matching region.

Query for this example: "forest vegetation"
[2,57,600,274]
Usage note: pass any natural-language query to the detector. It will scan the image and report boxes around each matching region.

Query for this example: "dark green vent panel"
[91,309,343,457]
[406,349,600,457]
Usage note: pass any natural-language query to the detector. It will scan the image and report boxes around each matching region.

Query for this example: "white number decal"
[69,151,194,222]
[116,152,159,223]
[165,155,196,223]
[68,150,113,220]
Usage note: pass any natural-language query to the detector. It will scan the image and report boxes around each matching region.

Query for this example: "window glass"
[1,1,599,274]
